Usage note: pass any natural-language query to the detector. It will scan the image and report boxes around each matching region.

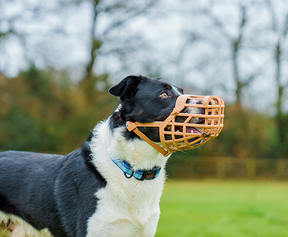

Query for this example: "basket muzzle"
[127,94,225,157]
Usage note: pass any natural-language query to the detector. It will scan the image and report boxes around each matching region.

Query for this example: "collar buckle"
[110,156,161,181]
[138,166,161,181]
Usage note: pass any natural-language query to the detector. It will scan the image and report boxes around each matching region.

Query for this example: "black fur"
[0,147,106,237]
[109,76,182,142]
[0,75,183,237]
[82,142,107,186]
[109,111,126,131]
[109,75,141,102]
[55,147,106,237]
[0,195,24,221]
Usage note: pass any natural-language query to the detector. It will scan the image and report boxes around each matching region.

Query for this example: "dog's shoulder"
[0,150,63,161]
[54,143,107,236]
[0,150,65,186]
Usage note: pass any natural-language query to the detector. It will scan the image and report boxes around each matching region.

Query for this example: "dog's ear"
[109,76,141,101]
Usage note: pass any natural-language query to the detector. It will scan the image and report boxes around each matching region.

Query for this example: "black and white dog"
[0,76,198,237]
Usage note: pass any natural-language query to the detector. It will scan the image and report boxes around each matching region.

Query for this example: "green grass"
[156,180,288,237]
[1,181,288,237]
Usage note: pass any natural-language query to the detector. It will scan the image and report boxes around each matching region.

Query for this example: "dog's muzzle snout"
[191,116,205,124]
[181,99,205,122]
[127,94,225,157]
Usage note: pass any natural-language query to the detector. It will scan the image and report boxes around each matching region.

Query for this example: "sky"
[0,0,287,112]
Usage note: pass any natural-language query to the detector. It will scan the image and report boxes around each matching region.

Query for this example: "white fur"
[171,86,201,114]
[86,118,170,237]
[172,85,182,96]
[186,99,203,115]
[0,116,170,237]
[0,211,52,237]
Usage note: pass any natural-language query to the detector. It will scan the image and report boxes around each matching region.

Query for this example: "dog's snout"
[183,99,205,115]
[199,107,205,114]
[187,116,205,124]
[178,99,205,124]
[195,117,205,124]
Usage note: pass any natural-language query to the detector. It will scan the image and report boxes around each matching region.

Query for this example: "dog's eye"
[160,92,168,98]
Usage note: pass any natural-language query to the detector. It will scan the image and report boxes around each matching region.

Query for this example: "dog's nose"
[189,116,205,124]
[194,117,205,124]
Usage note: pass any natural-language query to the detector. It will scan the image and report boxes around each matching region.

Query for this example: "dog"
[0,75,203,237]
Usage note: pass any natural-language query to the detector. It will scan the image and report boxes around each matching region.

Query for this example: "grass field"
[1,181,288,237]
[155,180,288,237]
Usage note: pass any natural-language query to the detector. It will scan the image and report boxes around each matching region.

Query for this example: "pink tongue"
[175,126,183,132]
[175,126,202,134]
[186,127,201,134]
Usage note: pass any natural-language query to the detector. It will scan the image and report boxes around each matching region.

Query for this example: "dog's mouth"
[167,125,203,135]
[164,123,205,148]
[126,94,224,156]
[165,112,205,135]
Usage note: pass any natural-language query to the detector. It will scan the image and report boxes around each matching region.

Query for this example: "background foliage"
[0,0,288,159]
[0,66,287,159]
[0,67,116,153]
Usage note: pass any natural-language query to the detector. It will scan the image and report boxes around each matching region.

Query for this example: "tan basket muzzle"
[127,95,225,157]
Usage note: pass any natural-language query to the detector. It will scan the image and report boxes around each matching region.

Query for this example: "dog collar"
[110,156,161,181]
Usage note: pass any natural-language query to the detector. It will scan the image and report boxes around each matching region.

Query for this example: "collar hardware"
[110,156,161,181]
[124,171,134,179]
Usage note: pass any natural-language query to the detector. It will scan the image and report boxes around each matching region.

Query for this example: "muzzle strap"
[126,95,224,156]
[126,122,170,157]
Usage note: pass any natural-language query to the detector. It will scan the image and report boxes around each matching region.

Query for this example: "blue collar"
[110,156,161,181]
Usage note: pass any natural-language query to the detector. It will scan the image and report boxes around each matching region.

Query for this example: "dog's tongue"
[175,126,202,134]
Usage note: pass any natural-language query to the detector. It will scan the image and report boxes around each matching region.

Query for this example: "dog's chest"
[86,179,163,237]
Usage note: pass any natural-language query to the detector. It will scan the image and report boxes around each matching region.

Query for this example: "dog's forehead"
[138,77,170,90]
[151,78,175,89]
[137,77,182,96]
[157,79,171,88]
[156,78,183,95]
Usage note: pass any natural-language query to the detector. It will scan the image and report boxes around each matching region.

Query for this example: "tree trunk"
[275,41,285,158]
[80,0,101,96]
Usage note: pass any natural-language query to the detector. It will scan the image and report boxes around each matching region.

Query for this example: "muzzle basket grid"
[127,95,225,157]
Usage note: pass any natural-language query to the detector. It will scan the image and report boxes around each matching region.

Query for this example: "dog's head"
[109,75,205,142]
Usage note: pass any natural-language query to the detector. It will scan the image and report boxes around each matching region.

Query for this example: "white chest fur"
[86,120,169,237]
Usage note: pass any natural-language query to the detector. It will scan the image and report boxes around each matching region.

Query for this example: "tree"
[161,1,275,108]
[80,0,159,95]
[0,0,83,76]
[266,0,288,157]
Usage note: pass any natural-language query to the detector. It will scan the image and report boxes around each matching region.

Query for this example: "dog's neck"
[90,116,169,172]
[87,116,168,230]
[109,126,168,171]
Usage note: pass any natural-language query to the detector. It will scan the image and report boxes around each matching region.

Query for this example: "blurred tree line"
[0,66,287,158]
[0,67,115,153]
[0,0,287,158]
